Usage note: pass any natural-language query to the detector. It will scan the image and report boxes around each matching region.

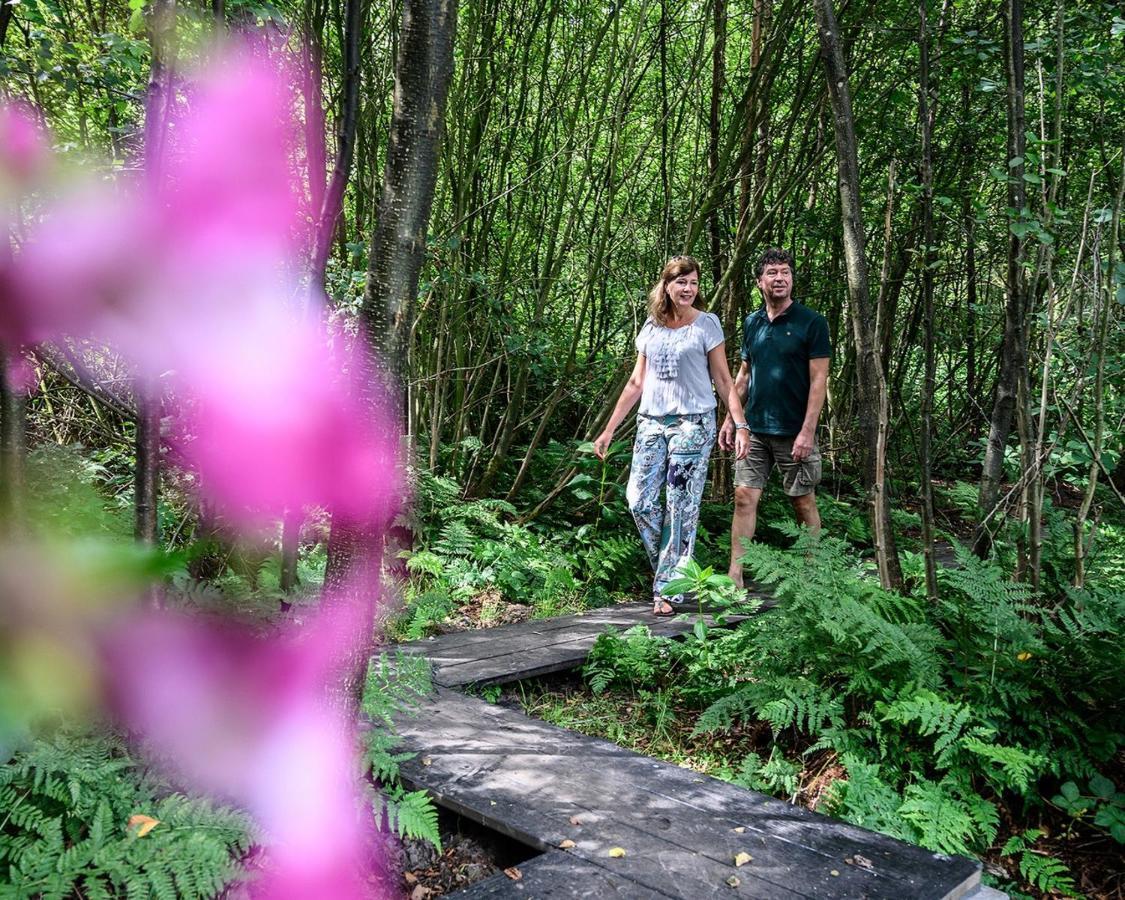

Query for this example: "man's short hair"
[755,247,795,280]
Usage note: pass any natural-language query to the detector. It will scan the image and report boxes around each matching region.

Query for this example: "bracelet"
[734,423,751,432]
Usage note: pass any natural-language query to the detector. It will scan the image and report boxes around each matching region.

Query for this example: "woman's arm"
[593,354,647,459]
[708,344,750,460]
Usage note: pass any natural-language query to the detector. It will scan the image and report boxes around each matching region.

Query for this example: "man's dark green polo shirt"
[740,301,831,436]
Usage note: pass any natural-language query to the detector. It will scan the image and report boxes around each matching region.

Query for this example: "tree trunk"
[0,348,26,532]
[324,0,459,639]
[974,0,1028,558]
[917,0,938,600]
[310,0,363,288]
[135,0,175,585]
[812,0,903,589]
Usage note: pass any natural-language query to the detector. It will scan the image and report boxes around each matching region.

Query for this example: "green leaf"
[661,578,696,596]
[1090,774,1115,800]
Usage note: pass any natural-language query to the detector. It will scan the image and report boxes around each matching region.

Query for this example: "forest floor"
[386,585,1124,900]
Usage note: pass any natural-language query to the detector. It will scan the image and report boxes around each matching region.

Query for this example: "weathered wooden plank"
[448,850,671,898]
[399,700,978,891]
[399,604,656,655]
[406,602,759,687]
[390,688,982,899]
[411,763,808,899]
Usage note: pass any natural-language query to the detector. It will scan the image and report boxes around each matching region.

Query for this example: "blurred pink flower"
[0,188,156,348]
[158,47,310,270]
[174,309,400,529]
[0,42,399,526]
[106,601,382,898]
[0,102,49,185]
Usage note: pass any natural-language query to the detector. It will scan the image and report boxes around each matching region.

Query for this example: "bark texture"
[813,0,903,589]
[974,0,1028,557]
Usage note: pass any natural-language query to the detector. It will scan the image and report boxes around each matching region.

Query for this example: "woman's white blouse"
[634,312,725,416]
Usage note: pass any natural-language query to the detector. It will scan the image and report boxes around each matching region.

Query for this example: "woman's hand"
[718,417,735,451]
[593,430,614,460]
[735,428,751,460]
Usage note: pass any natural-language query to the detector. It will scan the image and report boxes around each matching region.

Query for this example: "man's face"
[757,263,792,303]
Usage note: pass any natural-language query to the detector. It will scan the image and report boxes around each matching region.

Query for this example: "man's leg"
[790,490,821,535]
[777,434,823,536]
[729,485,763,587]
[729,433,772,587]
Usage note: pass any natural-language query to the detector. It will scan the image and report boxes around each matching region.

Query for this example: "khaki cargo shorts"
[734,432,822,497]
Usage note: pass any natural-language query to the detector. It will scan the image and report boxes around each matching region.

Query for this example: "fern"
[0,730,252,899]
[374,787,442,850]
[1001,830,1080,897]
[898,778,998,855]
[361,654,443,851]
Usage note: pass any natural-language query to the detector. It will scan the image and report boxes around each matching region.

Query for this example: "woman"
[594,256,750,616]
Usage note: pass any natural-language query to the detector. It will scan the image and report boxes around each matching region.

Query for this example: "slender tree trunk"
[1073,154,1123,586]
[974,0,1028,557]
[311,0,362,287]
[324,0,459,632]
[917,0,938,600]
[961,82,978,437]
[0,348,26,533]
[282,0,365,597]
[135,0,175,586]
[813,0,902,589]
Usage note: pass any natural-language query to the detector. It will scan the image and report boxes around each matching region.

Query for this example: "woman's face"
[666,269,699,309]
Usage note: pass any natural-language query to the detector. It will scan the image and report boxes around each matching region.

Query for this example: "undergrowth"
[576,524,1124,896]
[389,469,647,639]
[0,729,253,899]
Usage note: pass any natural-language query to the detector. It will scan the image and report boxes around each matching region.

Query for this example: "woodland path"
[391,597,1004,899]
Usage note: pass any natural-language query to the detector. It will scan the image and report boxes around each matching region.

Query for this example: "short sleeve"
[634,321,653,355]
[807,313,832,359]
[701,312,725,352]
[740,316,753,361]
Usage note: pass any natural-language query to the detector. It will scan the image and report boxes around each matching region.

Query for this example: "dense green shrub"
[0,730,252,899]
[581,526,1124,866]
[391,469,647,637]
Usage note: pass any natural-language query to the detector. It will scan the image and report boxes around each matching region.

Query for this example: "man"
[718,248,831,587]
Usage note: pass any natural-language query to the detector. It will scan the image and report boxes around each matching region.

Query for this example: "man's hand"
[791,428,815,461]
[593,430,613,460]
[718,417,735,451]
[735,428,750,461]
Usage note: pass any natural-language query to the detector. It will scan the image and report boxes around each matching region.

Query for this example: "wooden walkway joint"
[388,601,1004,899]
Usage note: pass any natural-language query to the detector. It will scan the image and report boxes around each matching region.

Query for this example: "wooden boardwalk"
[390,602,1003,899]
[398,598,765,688]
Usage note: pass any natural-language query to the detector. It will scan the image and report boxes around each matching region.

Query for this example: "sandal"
[653,599,676,617]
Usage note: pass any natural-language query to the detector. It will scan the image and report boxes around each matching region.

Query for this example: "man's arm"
[791,356,828,461]
[718,360,750,451]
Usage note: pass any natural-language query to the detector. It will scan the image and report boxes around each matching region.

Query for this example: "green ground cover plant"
[540,523,1125,897]
[389,467,648,639]
[0,730,253,899]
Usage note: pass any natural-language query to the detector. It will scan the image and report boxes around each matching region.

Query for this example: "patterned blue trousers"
[626,413,716,597]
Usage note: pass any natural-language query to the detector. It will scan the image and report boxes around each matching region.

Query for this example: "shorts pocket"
[798,446,822,492]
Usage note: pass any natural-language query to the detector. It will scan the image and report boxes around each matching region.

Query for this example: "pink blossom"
[158,48,310,269]
[1,42,399,527]
[0,188,156,348]
[0,102,49,185]
[173,308,400,528]
[105,601,383,898]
